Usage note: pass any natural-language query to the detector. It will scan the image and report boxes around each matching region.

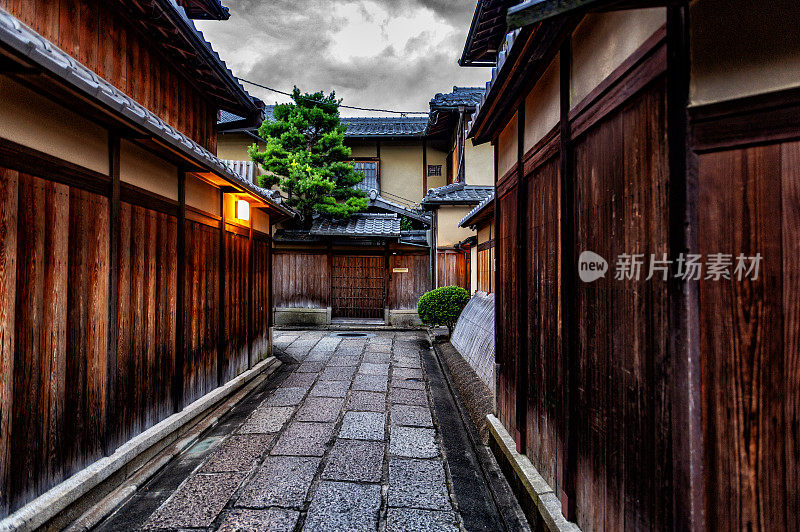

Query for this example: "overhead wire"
[236,77,429,116]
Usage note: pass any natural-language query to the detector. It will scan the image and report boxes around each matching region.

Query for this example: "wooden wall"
[183,219,219,406]
[114,202,177,448]
[272,252,329,308]
[0,157,274,516]
[492,28,674,531]
[572,79,671,530]
[388,253,430,310]
[694,106,800,530]
[477,220,495,294]
[436,250,467,289]
[0,0,217,151]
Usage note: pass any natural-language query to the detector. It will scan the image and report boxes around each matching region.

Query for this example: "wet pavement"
[96,330,516,531]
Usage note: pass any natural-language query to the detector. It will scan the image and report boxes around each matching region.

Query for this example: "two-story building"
[0,1,291,526]
[422,87,494,292]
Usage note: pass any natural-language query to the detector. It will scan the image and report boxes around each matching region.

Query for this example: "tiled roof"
[0,8,293,218]
[176,0,230,20]
[459,192,495,227]
[368,194,431,225]
[219,110,246,124]
[343,117,428,137]
[422,183,494,206]
[429,86,483,109]
[311,213,401,237]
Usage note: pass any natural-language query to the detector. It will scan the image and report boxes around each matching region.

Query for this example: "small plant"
[417,286,471,334]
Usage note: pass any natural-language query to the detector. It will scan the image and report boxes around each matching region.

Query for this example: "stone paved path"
[97,330,511,531]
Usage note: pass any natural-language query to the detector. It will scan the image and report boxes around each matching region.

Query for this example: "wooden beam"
[515,102,528,454]
[174,169,186,412]
[218,191,226,386]
[247,212,254,369]
[667,5,705,531]
[560,37,578,522]
[103,133,121,455]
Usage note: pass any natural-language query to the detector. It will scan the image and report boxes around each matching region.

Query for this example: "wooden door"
[331,255,385,318]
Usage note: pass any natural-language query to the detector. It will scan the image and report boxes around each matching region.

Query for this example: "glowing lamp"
[235,199,250,221]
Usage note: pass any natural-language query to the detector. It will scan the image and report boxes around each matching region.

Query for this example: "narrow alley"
[95,330,523,531]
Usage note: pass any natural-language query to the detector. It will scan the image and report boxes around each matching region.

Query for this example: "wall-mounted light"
[235,199,250,221]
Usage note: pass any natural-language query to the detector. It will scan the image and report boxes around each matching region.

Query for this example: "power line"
[237,77,429,116]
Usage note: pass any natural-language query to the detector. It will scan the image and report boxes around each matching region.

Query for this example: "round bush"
[417,286,471,331]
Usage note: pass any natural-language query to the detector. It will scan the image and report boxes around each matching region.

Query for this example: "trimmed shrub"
[417,286,471,332]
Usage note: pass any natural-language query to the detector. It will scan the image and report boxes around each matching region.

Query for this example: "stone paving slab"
[389,387,429,406]
[303,481,382,532]
[346,391,386,412]
[218,508,300,532]
[363,352,391,364]
[236,456,321,508]
[338,411,385,440]
[296,397,345,422]
[282,372,318,388]
[353,373,388,392]
[200,434,272,472]
[326,355,360,367]
[389,426,438,458]
[391,375,426,390]
[271,421,335,456]
[359,362,390,376]
[145,472,246,528]
[238,406,295,434]
[386,508,459,532]
[390,404,434,428]
[393,357,422,369]
[319,365,357,381]
[297,361,325,373]
[264,387,308,406]
[393,367,423,380]
[388,458,450,511]
[322,440,384,482]
[309,380,350,398]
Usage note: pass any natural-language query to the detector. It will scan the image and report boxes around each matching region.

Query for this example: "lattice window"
[428,164,442,176]
[352,160,379,192]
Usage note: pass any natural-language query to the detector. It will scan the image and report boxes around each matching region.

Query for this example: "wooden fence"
[0,165,272,517]
[437,250,468,290]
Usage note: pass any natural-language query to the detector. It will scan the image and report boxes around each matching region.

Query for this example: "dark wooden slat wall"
[572,79,671,531]
[272,252,330,309]
[388,253,430,310]
[250,236,271,362]
[0,0,216,151]
[114,202,177,448]
[223,230,250,381]
[497,185,518,437]
[525,152,563,498]
[0,164,273,517]
[698,139,800,531]
[183,220,219,406]
[436,250,467,290]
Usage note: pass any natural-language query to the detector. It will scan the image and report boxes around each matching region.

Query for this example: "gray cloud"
[197,0,490,116]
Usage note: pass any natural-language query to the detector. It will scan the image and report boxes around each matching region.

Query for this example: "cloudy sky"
[196,0,491,117]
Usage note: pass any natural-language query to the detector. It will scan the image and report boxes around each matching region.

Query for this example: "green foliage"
[249,87,369,227]
[400,216,414,231]
[417,286,471,331]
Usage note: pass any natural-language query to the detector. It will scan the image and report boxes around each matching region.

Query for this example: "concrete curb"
[486,414,581,532]
[0,357,281,532]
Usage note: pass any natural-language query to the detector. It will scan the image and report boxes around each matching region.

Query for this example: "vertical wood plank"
[0,168,18,516]
[174,171,185,412]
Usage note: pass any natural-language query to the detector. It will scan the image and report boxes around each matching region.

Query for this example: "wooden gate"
[330,255,385,318]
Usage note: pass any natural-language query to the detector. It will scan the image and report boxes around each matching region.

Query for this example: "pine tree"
[248,88,368,228]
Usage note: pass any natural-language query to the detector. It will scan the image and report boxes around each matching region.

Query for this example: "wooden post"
[493,140,502,416]
[667,5,705,531]
[422,137,428,197]
[103,133,120,455]
[267,234,273,341]
[217,190,226,386]
[515,103,528,454]
[174,169,186,412]
[384,242,390,323]
[560,37,579,521]
[247,210,254,369]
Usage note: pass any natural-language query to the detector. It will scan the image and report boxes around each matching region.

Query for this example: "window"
[352,160,379,192]
[427,164,442,176]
